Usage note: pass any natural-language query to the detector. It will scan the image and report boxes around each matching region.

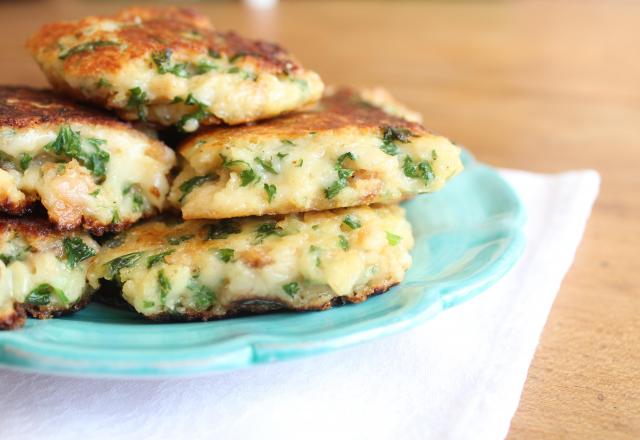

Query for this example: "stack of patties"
[1,7,462,328]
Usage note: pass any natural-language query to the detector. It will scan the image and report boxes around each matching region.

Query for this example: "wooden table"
[1,1,638,437]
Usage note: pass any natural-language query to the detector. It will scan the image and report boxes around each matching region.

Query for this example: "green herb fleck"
[403,156,434,185]
[215,248,235,263]
[179,173,216,202]
[432,150,438,161]
[123,183,145,212]
[205,220,241,240]
[282,282,299,297]
[208,49,221,59]
[127,87,148,121]
[19,153,32,171]
[111,208,120,224]
[44,126,110,177]
[276,152,289,159]
[25,284,69,306]
[177,94,211,131]
[59,40,119,60]
[263,183,277,203]
[342,215,361,230]
[324,152,356,199]
[386,231,402,246]
[158,270,171,305]
[147,250,175,268]
[188,279,215,310]
[255,220,287,243]
[221,154,258,186]
[380,126,413,156]
[63,237,96,268]
[167,234,194,245]
[255,157,277,174]
[96,78,111,89]
[281,139,295,146]
[106,252,143,278]
[338,235,349,251]
[143,300,155,308]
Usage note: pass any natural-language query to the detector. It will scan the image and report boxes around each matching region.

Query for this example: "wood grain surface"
[0,1,638,438]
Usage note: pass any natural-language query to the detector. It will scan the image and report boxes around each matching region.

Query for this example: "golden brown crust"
[182,88,426,149]
[27,7,304,78]
[0,304,26,330]
[145,281,399,323]
[0,216,62,239]
[0,86,131,130]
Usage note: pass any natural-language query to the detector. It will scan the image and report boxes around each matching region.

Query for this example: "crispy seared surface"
[88,205,414,321]
[28,7,303,78]
[0,86,126,130]
[27,6,324,128]
[186,88,426,142]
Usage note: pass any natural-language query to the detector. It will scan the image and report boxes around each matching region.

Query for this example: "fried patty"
[87,204,413,321]
[168,87,463,220]
[0,86,176,234]
[27,6,324,131]
[0,217,99,330]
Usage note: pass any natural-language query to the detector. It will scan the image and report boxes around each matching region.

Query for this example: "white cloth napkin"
[0,168,600,440]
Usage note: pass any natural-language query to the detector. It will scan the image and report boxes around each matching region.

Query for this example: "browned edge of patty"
[0,304,26,331]
[22,288,95,320]
[144,281,399,323]
[180,88,426,151]
[0,85,135,130]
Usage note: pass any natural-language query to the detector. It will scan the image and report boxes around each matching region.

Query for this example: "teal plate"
[0,151,525,378]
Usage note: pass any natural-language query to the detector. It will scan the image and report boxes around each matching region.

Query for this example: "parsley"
[342,215,361,230]
[380,126,413,156]
[276,152,289,159]
[96,78,111,89]
[221,154,258,186]
[151,49,174,74]
[296,159,304,167]
[386,231,402,246]
[282,282,299,297]
[227,66,256,80]
[158,270,171,305]
[106,252,143,278]
[309,245,321,267]
[188,279,216,310]
[19,153,32,171]
[255,157,277,174]
[152,49,216,78]
[167,234,194,245]
[324,152,356,199]
[228,51,248,63]
[59,40,119,60]
[208,49,221,59]
[143,300,155,308]
[111,208,120,224]
[63,237,96,268]
[177,94,211,131]
[123,183,145,212]
[44,126,110,177]
[147,250,174,268]
[127,87,148,121]
[206,220,241,240]
[403,156,434,185]
[25,284,69,306]
[281,139,295,146]
[240,168,257,186]
[215,248,235,263]
[179,173,216,202]
[255,220,287,243]
[0,244,30,265]
[432,150,438,161]
[338,235,349,251]
[264,183,276,203]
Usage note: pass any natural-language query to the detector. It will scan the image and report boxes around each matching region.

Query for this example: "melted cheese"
[88,204,414,318]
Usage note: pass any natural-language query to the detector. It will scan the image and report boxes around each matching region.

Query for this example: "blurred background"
[1,1,638,438]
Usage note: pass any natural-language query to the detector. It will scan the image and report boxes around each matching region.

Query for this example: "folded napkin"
[0,168,600,440]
